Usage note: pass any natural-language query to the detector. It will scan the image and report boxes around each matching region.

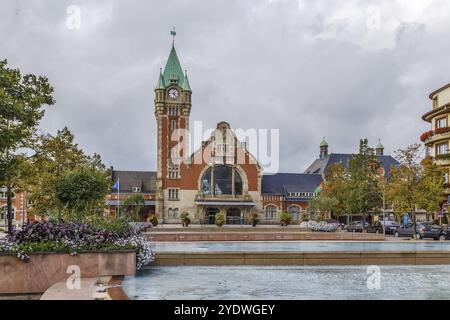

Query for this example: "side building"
[421,83,450,208]
[0,187,29,230]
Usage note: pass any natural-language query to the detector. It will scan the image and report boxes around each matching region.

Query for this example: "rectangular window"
[436,117,447,129]
[0,187,6,199]
[168,188,179,200]
[437,143,448,155]
[168,166,180,179]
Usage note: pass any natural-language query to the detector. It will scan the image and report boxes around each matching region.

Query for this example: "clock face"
[168,88,179,100]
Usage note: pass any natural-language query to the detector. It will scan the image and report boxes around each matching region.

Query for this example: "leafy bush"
[180,212,191,227]
[2,219,154,269]
[279,212,292,226]
[149,214,158,226]
[215,213,225,227]
[250,213,259,226]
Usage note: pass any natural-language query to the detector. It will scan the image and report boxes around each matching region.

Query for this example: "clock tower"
[154,32,192,219]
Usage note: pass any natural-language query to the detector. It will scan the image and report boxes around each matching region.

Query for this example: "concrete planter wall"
[0,250,136,294]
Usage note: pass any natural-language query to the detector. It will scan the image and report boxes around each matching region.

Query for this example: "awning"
[195,201,255,206]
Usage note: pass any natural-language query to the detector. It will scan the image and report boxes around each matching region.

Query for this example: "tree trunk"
[6,184,13,234]
[363,212,367,233]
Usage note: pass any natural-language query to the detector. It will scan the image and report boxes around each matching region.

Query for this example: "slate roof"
[304,153,400,178]
[261,173,323,196]
[111,171,156,193]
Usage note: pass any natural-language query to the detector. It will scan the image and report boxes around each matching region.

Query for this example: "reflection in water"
[123,265,450,300]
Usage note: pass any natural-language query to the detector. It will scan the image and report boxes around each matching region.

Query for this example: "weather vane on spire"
[170,27,176,45]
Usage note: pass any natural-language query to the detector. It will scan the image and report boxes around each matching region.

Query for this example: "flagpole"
[117,178,120,218]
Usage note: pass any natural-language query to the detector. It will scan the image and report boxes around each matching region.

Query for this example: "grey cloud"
[1,0,449,172]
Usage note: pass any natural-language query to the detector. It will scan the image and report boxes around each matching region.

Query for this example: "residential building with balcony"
[421,83,450,201]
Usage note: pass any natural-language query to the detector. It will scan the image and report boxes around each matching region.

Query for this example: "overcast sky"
[1,0,449,173]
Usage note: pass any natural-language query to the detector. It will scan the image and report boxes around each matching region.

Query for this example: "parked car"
[366,222,384,234]
[346,221,369,233]
[394,223,427,238]
[379,220,400,235]
[420,224,450,241]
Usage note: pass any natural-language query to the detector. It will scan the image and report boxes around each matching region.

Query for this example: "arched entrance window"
[265,205,277,220]
[288,206,300,221]
[201,165,243,196]
[168,208,179,219]
[206,207,220,224]
[226,208,241,225]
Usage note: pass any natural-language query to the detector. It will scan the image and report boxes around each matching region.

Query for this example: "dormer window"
[132,187,141,193]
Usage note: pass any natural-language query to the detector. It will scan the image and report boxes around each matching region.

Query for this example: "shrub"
[279,212,292,226]
[180,212,191,227]
[250,213,259,227]
[215,213,225,227]
[149,214,158,227]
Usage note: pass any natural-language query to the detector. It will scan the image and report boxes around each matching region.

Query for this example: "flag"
[314,182,324,194]
[112,179,120,191]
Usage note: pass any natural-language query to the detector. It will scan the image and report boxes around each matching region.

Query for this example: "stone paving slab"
[40,278,98,300]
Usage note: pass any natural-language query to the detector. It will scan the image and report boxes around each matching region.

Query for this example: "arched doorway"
[206,207,220,224]
[288,205,300,221]
[226,208,241,225]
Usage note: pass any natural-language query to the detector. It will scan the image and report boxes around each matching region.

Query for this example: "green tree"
[0,59,55,233]
[387,144,445,238]
[309,195,337,218]
[322,163,348,218]
[55,168,110,215]
[123,194,146,221]
[345,139,383,232]
[21,127,102,216]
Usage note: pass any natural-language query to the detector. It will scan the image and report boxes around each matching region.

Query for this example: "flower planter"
[0,250,136,294]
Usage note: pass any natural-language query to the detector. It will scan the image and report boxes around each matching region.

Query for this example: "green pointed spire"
[320,137,328,147]
[181,70,191,91]
[376,139,384,149]
[162,44,185,88]
[156,68,165,89]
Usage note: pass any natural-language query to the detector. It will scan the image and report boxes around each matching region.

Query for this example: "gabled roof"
[304,153,400,178]
[112,170,156,193]
[261,173,323,195]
